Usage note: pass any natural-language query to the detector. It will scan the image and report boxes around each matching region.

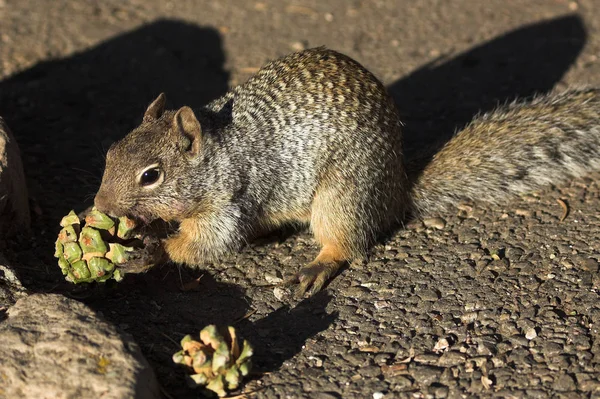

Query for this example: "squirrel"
[93,46,600,297]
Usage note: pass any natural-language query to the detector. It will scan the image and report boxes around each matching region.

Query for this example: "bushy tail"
[412,87,600,214]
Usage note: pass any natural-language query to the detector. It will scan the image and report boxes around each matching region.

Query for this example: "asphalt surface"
[2,1,600,398]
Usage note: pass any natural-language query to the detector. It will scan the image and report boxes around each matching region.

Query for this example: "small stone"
[413,354,439,364]
[273,287,286,301]
[525,327,537,340]
[409,365,443,386]
[579,378,600,392]
[308,356,324,368]
[374,300,391,310]
[552,374,576,392]
[438,351,466,367]
[373,392,384,399]
[543,342,562,356]
[423,217,446,230]
[581,258,599,272]
[460,311,478,324]
[433,338,450,353]
[515,209,533,217]
[342,286,370,299]
[418,289,440,301]
[265,272,283,284]
[390,375,412,389]
[324,12,334,21]
[429,384,448,398]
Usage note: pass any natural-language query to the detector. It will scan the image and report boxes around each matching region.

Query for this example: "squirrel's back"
[413,87,600,213]
[199,47,409,241]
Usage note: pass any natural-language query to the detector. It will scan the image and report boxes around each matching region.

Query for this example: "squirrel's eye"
[139,167,163,187]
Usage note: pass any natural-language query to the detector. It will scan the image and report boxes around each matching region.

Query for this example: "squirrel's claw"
[288,260,341,298]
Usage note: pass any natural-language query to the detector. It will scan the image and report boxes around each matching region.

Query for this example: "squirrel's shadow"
[388,14,587,176]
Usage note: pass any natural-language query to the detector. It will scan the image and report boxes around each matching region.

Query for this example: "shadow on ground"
[0,13,587,399]
[389,14,586,174]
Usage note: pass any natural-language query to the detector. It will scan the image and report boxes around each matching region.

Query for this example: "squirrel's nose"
[93,191,112,215]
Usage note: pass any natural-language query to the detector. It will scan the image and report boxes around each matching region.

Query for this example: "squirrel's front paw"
[284,260,342,298]
[120,235,167,273]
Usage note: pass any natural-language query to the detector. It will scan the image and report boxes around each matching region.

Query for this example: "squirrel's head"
[94,93,205,224]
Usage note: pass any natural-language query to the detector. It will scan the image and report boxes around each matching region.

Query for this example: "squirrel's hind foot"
[285,260,344,298]
[284,244,347,298]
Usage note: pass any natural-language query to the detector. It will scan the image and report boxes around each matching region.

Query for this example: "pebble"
[418,289,440,301]
[409,365,443,386]
[552,374,576,391]
[579,378,600,391]
[525,327,538,340]
[273,287,286,301]
[460,311,478,324]
[423,217,446,230]
[342,286,370,299]
[307,356,324,368]
[413,354,440,364]
[389,375,412,389]
[265,272,283,284]
[433,338,450,353]
[581,258,599,272]
[438,351,466,367]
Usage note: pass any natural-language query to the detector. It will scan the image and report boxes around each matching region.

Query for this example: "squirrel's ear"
[174,106,202,156]
[143,93,166,122]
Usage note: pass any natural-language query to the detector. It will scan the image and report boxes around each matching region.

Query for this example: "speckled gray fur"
[414,86,600,213]
[96,47,600,274]
[96,47,409,263]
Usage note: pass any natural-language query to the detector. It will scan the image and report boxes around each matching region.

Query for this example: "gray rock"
[0,253,27,308]
[0,294,160,399]
[0,117,30,236]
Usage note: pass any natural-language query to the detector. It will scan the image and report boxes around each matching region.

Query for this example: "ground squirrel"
[94,47,600,296]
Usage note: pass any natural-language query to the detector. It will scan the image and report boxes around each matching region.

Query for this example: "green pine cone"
[54,207,149,284]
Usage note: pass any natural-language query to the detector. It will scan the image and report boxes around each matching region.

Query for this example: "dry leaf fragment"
[556,198,569,221]
[481,375,493,390]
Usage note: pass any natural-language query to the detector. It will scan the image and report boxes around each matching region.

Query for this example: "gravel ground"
[2,1,600,398]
